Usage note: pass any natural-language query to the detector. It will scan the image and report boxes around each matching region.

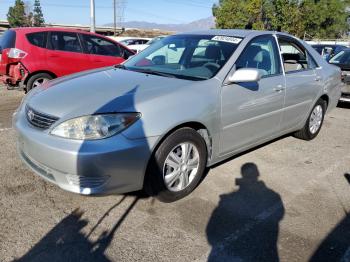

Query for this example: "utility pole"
[113,0,117,36]
[90,0,96,33]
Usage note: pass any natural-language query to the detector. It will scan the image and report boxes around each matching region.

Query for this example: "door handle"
[315,76,322,81]
[274,85,285,92]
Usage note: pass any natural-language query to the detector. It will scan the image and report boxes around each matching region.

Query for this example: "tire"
[26,73,53,91]
[294,98,327,140]
[145,127,207,202]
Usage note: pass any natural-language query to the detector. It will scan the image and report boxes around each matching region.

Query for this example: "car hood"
[26,67,194,120]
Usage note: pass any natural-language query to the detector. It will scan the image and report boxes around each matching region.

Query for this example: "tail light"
[0,48,27,65]
[8,48,27,59]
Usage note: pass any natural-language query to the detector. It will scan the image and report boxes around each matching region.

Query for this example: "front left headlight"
[50,113,141,140]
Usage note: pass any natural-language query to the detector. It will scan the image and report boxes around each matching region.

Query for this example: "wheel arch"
[143,121,212,196]
[152,121,213,160]
[24,70,57,85]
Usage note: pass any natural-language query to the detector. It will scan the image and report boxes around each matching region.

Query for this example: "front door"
[220,35,285,155]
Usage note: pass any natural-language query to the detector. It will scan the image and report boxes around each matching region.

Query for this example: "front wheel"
[145,127,207,202]
[294,98,327,140]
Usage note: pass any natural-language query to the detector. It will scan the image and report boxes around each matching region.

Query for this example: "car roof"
[10,27,103,36]
[179,29,290,38]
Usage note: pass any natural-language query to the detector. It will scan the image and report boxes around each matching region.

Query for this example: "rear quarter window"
[26,32,48,48]
[0,30,16,53]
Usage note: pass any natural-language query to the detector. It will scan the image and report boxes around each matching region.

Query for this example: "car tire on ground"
[145,127,207,202]
[26,73,53,92]
[294,98,327,141]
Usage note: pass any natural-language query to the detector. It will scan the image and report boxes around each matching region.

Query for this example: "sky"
[0,0,218,25]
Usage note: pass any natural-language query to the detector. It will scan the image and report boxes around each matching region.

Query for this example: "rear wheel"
[294,98,327,140]
[26,73,53,91]
[145,127,207,202]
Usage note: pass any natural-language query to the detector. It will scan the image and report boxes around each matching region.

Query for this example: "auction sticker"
[212,36,242,44]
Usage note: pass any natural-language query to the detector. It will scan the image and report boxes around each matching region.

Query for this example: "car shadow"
[337,102,350,109]
[206,163,285,262]
[14,196,139,262]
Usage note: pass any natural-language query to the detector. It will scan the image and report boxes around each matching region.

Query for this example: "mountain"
[104,17,215,32]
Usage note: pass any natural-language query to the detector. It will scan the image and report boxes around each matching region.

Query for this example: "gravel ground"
[0,84,349,262]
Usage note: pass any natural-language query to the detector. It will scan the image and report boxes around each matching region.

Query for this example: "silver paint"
[14,30,342,195]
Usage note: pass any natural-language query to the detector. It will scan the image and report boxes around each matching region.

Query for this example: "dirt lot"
[0,84,349,262]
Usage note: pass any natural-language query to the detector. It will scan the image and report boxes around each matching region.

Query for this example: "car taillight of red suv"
[0,28,134,92]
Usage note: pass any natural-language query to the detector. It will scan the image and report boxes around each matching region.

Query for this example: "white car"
[107,37,151,47]
[128,36,167,53]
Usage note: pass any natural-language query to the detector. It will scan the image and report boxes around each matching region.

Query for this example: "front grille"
[25,106,59,129]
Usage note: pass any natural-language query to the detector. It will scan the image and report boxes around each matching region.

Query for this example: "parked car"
[128,35,167,53]
[15,30,341,202]
[329,49,350,102]
[0,27,134,91]
[118,37,151,46]
[311,44,347,61]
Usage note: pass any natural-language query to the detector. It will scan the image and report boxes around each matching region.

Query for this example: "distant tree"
[269,0,304,37]
[212,0,251,29]
[213,0,349,38]
[33,0,45,26]
[7,0,27,27]
[302,0,349,38]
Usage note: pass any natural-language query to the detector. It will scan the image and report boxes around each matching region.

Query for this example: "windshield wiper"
[131,68,177,78]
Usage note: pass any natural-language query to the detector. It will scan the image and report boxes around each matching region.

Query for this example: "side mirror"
[227,68,263,84]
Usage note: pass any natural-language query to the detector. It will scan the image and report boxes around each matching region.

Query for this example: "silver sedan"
[14,30,342,202]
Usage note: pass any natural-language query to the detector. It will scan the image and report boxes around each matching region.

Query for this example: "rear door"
[46,31,89,76]
[277,36,321,131]
[79,34,127,69]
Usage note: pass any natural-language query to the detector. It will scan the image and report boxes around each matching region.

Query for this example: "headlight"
[50,113,141,140]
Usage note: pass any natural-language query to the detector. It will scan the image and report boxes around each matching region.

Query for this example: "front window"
[123,35,241,80]
[82,34,121,57]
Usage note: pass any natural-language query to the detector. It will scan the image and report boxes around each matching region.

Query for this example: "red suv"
[0,27,134,91]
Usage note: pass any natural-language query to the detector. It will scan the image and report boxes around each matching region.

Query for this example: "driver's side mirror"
[227,68,263,84]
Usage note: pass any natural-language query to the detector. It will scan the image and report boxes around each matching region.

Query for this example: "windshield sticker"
[212,36,242,44]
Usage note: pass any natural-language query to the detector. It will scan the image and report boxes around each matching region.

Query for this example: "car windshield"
[123,34,242,80]
[329,50,350,64]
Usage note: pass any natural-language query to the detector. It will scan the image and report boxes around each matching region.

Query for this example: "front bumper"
[14,107,159,195]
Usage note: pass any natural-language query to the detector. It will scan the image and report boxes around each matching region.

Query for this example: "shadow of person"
[309,214,350,262]
[206,163,285,262]
[14,208,109,262]
[15,196,139,262]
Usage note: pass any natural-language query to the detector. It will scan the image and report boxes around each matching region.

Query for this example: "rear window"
[0,30,16,53]
[49,32,82,53]
[26,32,47,48]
